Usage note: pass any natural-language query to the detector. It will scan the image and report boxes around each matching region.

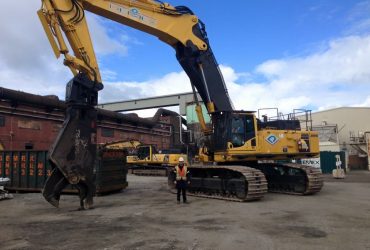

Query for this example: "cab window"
[231,117,244,147]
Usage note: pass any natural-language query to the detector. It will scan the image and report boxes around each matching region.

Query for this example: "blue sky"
[96,0,367,81]
[0,0,370,117]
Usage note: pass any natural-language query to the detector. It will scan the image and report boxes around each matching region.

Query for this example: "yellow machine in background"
[102,140,187,176]
[127,145,188,176]
[103,140,142,150]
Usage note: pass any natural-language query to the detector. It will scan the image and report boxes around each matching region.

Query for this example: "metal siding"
[36,151,48,189]
[20,151,27,188]
[12,152,20,188]
[311,108,370,148]
[1,150,128,195]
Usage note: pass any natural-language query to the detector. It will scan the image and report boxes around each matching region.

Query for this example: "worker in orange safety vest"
[174,157,190,204]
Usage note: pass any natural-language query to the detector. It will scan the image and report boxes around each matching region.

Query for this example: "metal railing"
[257,108,313,131]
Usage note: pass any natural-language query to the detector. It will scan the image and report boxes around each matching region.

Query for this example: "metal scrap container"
[0,151,48,191]
[0,149,128,195]
[95,148,128,194]
[319,151,346,174]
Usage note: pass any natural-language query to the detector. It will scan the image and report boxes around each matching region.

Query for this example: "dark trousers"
[176,180,187,202]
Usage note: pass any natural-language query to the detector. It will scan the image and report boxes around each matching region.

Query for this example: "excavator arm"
[39,0,233,208]
[39,0,233,126]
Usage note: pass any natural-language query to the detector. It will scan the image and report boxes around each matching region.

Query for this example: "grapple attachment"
[42,73,103,209]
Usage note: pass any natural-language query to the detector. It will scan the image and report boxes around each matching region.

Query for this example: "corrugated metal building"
[308,107,370,170]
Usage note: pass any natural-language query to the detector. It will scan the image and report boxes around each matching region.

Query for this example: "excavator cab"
[136,145,157,161]
[212,111,257,151]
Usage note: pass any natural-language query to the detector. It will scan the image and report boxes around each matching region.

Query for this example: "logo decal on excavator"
[266,134,279,145]
[109,3,157,27]
[129,8,140,18]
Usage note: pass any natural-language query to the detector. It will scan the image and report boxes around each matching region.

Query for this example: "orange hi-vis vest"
[175,165,188,181]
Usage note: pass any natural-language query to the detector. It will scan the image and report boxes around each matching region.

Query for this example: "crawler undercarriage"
[168,164,323,201]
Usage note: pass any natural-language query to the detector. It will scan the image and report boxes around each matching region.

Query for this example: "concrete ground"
[1,171,370,250]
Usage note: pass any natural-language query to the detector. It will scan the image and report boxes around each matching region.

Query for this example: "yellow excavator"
[127,145,188,176]
[102,140,187,176]
[38,0,323,209]
[102,140,142,151]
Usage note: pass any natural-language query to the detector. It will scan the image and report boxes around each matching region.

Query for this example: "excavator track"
[168,165,268,202]
[129,165,168,176]
[252,163,323,195]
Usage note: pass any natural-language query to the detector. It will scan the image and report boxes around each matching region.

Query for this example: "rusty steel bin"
[0,151,50,191]
[95,148,128,194]
[0,149,128,195]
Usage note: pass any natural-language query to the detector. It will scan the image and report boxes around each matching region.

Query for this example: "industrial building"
[0,87,185,152]
[307,107,370,170]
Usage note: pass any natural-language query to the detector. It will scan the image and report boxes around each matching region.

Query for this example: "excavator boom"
[39,0,234,208]
[39,0,233,109]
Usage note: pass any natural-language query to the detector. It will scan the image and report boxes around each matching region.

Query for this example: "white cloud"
[353,95,370,107]
[102,34,370,117]
[1,1,370,119]
[252,35,370,111]
[257,36,370,85]
[0,0,128,97]
[86,14,128,57]
[100,71,192,103]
